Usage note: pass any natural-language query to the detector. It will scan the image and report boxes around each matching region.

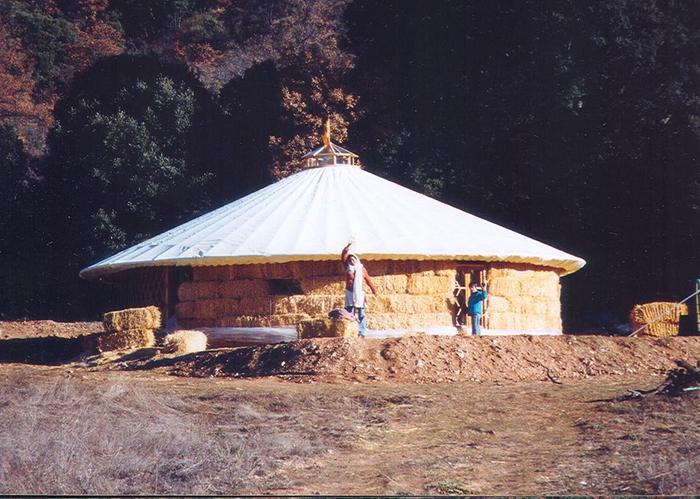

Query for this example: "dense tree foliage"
[48,56,218,257]
[347,0,700,328]
[0,0,697,329]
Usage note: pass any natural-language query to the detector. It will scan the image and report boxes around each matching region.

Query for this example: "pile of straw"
[297,317,359,339]
[162,330,208,355]
[97,306,160,352]
[630,302,689,337]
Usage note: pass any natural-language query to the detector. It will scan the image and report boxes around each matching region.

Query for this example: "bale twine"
[162,330,208,355]
[103,306,161,333]
[97,328,156,352]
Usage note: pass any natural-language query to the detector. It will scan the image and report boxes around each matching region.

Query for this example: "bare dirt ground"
[0,365,698,495]
[161,334,700,384]
[0,320,699,495]
[0,319,101,338]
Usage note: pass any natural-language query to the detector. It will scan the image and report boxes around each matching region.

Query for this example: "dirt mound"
[0,320,101,339]
[164,334,700,384]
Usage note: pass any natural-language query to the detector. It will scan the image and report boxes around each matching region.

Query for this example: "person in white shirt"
[340,241,378,337]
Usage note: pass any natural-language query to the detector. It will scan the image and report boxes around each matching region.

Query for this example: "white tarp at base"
[194,325,561,346]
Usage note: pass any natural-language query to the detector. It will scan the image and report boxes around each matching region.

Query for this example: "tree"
[0,22,53,151]
[47,56,218,259]
[39,56,222,317]
[108,0,358,179]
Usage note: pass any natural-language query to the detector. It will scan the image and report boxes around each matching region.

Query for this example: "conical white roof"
[80,164,586,279]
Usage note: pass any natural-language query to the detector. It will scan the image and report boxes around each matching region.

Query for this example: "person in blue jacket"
[467,282,488,336]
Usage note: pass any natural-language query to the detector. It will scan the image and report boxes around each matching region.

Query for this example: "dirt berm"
[161,334,700,384]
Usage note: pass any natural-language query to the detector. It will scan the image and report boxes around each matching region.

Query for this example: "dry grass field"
[0,363,698,495]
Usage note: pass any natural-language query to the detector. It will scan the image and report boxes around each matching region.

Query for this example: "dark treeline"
[0,0,698,330]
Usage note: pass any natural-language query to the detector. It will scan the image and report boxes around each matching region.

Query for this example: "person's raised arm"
[341,241,352,264]
[363,267,378,295]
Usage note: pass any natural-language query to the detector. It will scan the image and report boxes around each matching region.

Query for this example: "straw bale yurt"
[81,125,585,337]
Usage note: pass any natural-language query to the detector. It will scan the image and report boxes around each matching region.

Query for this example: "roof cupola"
[302,117,359,167]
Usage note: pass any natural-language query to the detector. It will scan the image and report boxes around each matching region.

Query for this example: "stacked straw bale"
[297,317,359,339]
[163,330,208,355]
[485,264,562,333]
[98,306,160,352]
[97,328,155,352]
[178,260,563,333]
[177,260,458,330]
[630,302,689,337]
[103,306,161,333]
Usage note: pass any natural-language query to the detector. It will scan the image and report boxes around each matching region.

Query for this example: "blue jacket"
[467,288,488,315]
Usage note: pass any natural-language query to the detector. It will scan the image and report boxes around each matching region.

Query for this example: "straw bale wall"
[177,260,563,333]
[485,263,561,333]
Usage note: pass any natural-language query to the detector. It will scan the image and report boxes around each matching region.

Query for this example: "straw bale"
[268,296,298,315]
[297,318,331,339]
[633,321,681,338]
[488,312,522,331]
[485,278,521,296]
[269,313,313,327]
[630,302,688,324]
[486,295,511,313]
[299,277,345,295]
[176,299,239,319]
[193,266,237,281]
[289,295,334,316]
[234,264,281,279]
[306,260,342,277]
[97,328,155,352]
[364,260,390,275]
[297,317,359,339]
[434,262,456,277]
[219,279,269,298]
[178,281,220,301]
[406,274,453,294]
[531,300,552,316]
[103,306,161,333]
[372,274,409,294]
[629,302,688,338]
[383,261,416,274]
[162,330,207,355]
[371,294,451,314]
[237,296,277,315]
[366,312,453,330]
[235,261,340,280]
